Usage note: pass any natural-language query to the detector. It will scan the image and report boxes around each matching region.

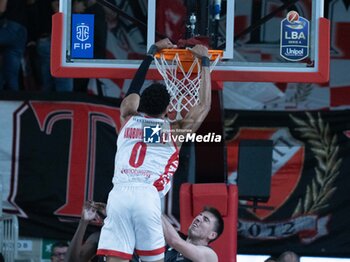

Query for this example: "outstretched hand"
[82,201,97,221]
[82,201,106,226]
[155,38,177,50]
[188,44,209,58]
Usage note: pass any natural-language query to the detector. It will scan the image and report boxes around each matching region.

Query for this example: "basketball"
[287,10,299,23]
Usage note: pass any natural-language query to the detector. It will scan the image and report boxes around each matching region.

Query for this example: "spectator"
[85,0,107,60]
[265,257,277,262]
[277,251,300,262]
[265,251,300,262]
[73,0,107,93]
[31,0,73,92]
[0,0,28,91]
[51,241,69,262]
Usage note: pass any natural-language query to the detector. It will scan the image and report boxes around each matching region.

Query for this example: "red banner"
[225,110,350,257]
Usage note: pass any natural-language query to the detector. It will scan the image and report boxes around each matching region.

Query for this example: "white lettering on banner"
[238,214,330,243]
[0,102,28,216]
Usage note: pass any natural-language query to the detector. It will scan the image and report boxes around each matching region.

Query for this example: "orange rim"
[155,48,223,61]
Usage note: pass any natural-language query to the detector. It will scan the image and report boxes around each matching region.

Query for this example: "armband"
[147,44,158,56]
[201,56,210,67]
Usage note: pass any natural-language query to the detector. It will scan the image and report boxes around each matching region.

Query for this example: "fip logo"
[71,14,94,59]
[143,124,162,143]
[76,23,90,42]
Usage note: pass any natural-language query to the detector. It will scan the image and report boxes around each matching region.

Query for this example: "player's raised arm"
[173,44,211,134]
[162,215,218,262]
[64,201,105,262]
[120,38,176,125]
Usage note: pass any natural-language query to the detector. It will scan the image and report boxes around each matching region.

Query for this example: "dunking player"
[97,38,212,262]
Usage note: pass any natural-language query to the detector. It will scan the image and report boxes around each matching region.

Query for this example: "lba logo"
[143,124,162,143]
[71,14,94,58]
[280,11,309,61]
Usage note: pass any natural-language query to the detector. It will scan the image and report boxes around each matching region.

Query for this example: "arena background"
[1,0,350,260]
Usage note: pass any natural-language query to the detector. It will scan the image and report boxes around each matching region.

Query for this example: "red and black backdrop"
[1,93,120,238]
[1,92,350,257]
[225,109,350,257]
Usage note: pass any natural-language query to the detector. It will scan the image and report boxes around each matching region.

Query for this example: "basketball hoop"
[154,48,223,121]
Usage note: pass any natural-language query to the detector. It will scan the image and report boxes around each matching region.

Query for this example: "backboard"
[51,0,329,83]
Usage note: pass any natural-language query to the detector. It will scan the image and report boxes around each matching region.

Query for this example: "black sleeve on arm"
[125,44,158,96]
[125,55,153,96]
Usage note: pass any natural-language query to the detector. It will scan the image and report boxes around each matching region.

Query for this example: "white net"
[154,51,220,121]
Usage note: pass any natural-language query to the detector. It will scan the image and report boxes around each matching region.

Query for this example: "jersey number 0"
[129,142,147,168]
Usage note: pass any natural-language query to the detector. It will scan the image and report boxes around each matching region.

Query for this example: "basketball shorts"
[97,183,165,261]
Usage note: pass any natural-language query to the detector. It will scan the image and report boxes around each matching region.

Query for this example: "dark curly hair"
[138,83,170,116]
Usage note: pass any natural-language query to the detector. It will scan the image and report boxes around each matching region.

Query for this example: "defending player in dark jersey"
[162,206,224,262]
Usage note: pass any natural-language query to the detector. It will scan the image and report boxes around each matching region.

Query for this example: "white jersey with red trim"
[113,115,179,197]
